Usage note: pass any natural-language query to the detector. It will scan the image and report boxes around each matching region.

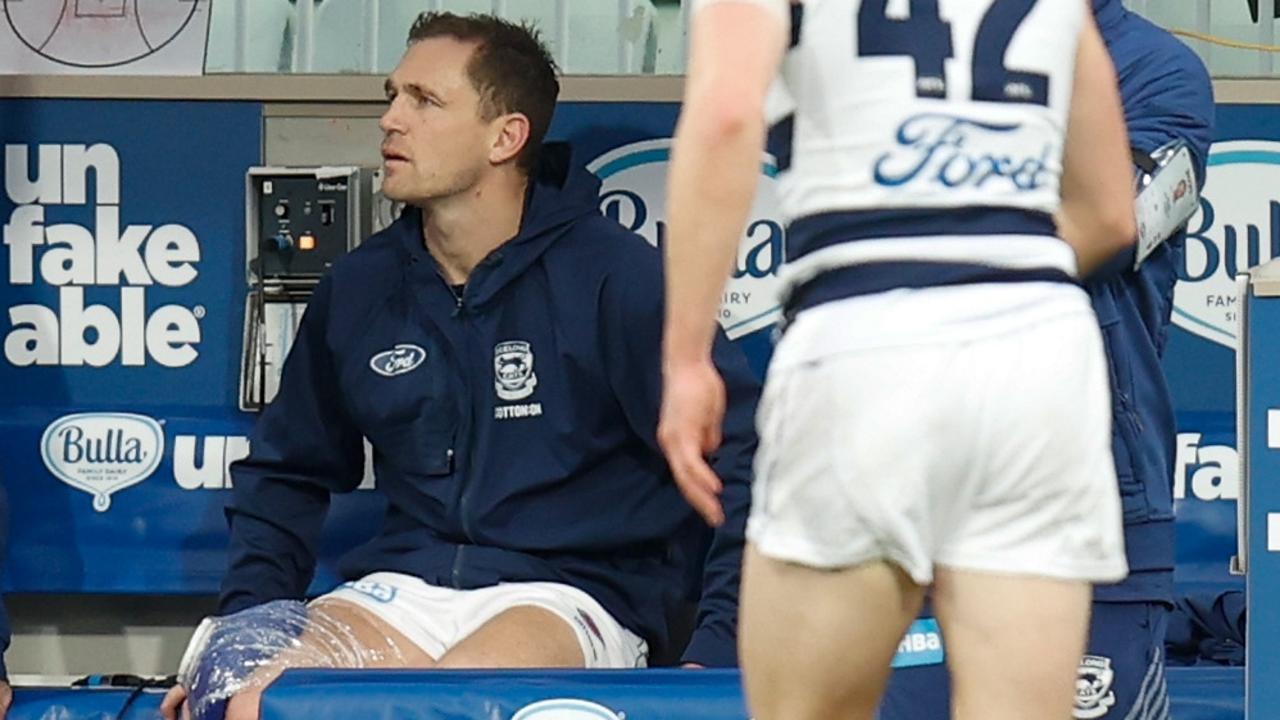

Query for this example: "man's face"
[379,37,496,204]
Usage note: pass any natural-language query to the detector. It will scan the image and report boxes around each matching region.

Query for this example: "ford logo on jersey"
[510,699,623,720]
[369,343,426,378]
[874,113,1054,192]
[40,412,164,512]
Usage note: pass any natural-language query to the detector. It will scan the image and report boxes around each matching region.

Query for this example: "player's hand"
[658,358,727,527]
[160,684,191,720]
[0,679,11,719]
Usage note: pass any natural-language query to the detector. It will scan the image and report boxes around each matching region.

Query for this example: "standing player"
[658,1,1137,718]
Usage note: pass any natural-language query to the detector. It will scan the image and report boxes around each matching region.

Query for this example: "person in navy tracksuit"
[881,4,1214,718]
[215,142,756,666]
[1077,3,1213,718]
[163,13,758,720]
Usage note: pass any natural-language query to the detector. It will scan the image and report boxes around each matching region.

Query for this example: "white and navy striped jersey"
[710,0,1087,314]
[769,0,1081,220]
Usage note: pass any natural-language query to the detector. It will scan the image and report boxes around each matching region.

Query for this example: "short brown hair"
[408,12,560,173]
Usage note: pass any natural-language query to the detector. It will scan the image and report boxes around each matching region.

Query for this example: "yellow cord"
[1170,28,1280,53]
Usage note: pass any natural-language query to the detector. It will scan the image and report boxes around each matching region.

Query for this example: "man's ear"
[490,112,531,166]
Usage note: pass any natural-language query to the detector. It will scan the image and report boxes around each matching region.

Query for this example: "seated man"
[162,12,758,720]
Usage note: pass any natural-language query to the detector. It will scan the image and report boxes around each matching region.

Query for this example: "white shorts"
[748,285,1129,585]
[321,572,649,669]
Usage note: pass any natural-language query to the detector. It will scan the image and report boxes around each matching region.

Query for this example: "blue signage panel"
[1244,272,1280,717]
[0,98,1258,614]
[1165,105,1280,595]
[0,99,263,591]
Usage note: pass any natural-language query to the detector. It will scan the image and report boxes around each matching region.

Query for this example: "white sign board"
[1,0,212,75]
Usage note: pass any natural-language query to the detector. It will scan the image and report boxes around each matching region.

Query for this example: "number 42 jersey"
[761,0,1087,313]
[770,0,1083,221]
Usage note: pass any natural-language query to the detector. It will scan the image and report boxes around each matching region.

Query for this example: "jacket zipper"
[451,279,480,587]
[442,251,504,586]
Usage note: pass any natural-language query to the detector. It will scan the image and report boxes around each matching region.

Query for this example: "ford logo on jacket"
[369,343,427,377]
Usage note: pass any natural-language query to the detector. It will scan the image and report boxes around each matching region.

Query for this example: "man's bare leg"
[192,603,580,720]
[436,605,585,668]
[739,545,926,720]
[932,567,1091,720]
[219,599,436,720]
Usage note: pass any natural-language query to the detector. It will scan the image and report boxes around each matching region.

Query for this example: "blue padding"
[8,687,165,719]
[1167,668,1246,720]
[261,669,748,720]
[256,668,1242,720]
[1,668,1244,720]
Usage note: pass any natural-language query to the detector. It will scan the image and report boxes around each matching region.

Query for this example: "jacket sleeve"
[599,235,761,667]
[1121,36,1215,187]
[1088,29,1215,281]
[219,275,366,614]
[678,346,757,668]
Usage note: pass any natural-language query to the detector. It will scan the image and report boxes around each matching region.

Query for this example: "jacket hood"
[388,142,605,307]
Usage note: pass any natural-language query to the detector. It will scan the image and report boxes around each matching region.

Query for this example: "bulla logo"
[41,412,164,511]
[3,143,203,367]
[1175,140,1280,349]
[588,139,785,340]
[510,699,622,720]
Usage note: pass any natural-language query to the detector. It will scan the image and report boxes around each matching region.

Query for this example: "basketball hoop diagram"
[2,0,207,71]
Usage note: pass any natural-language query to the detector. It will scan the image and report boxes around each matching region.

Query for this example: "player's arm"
[662,0,788,368]
[1056,9,1137,276]
[220,276,365,614]
[598,244,760,665]
[680,350,758,667]
[658,0,788,525]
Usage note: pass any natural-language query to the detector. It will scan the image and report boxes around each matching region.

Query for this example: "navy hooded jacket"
[219,145,760,667]
[1089,0,1214,603]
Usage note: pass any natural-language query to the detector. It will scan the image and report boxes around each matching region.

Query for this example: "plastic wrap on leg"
[177,599,409,720]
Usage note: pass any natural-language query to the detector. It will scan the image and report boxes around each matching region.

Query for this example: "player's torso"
[771,0,1084,220]
[770,0,1092,354]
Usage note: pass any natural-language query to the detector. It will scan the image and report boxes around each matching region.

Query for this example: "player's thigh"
[933,566,1091,720]
[224,691,261,720]
[181,598,433,720]
[1074,602,1170,720]
[435,605,585,668]
[739,545,926,720]
[300,598,437,668]
[434,581,646,669]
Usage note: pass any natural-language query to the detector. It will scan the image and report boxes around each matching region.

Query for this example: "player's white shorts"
[322,572,649,668]
[747,282,1129,585]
